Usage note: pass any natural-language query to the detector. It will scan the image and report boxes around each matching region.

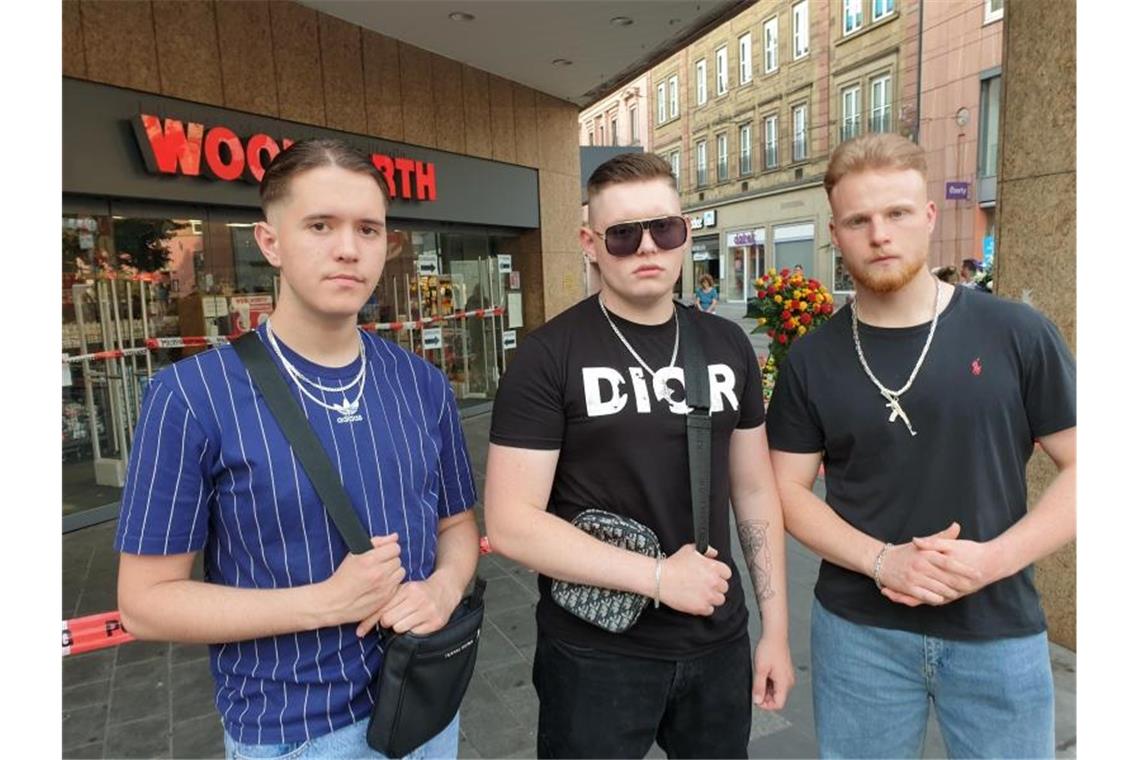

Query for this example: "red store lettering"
[132,114,437,201]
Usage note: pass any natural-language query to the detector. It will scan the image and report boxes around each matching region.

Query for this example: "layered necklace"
[598,295,680,403]
[265,318,367,419]
[850,279,943,437]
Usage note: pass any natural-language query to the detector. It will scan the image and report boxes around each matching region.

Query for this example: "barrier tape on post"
[63,347,153,364]
[62,611,135,656]
[61,308,508,364]
[360,306,504,334]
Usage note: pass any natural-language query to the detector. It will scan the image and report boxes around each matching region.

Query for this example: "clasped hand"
[877,522,997,607]
[319,534,462,637]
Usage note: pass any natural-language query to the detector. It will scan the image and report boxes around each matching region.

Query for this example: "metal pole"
[125,278,142,418]
[139,279,154,380]
[73,283,101,461]
[108,277,133,453]
[95,280,124,458]
[485,257,500,386]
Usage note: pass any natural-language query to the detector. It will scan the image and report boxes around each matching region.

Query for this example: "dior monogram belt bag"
[550,304,712,634]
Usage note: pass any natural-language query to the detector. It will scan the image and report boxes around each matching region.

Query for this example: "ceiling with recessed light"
[300,1,747,108]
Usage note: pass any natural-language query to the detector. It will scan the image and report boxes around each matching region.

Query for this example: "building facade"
[640,0,920,302]
[918,0,1005,271]
[61,0,581,525]
[578,73,652,151]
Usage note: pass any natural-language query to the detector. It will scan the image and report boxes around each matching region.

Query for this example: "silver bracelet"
[653,555,663,609]
[872,542,894,590]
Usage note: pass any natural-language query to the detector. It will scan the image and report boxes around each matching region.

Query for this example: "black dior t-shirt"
[490,295,766,659]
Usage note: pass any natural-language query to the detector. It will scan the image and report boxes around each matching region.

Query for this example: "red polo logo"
[971,358,982,376]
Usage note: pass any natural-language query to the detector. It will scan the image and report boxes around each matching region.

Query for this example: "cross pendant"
[880,390,917,437]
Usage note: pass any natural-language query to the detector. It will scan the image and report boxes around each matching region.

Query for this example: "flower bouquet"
[751,268,835,400]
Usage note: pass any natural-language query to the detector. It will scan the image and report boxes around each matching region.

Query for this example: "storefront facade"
[679,183,849,303]
[58,0,588,524]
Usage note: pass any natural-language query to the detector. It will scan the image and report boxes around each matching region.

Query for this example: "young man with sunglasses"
[484,153,794,758]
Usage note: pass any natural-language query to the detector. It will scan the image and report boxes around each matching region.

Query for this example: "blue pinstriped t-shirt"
[113,323,477,744]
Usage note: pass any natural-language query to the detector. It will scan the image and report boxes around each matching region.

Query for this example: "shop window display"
[62,209,521,515]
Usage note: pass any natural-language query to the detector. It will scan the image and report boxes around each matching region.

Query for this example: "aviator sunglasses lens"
[604,223,643,257]
[649,216,688,250]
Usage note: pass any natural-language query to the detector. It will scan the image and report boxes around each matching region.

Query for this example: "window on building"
[842,85,861,141]
[764,17,779,74]
[670,150,681,187]
[870,75,891,133]
[716,46,729,95]
[716,133,729,181]
[978,75,1002,177]
[696,140,708,186]
[793,2,810,59]
[843,0,863,35]
[696,59,708,105]
[599,124,605,146]
[739,33,753,84]
[669,75,679,119]
[588,130,595,146]
[984,0,1004,24]
[630,106,638,143]
[872,0,896,22]
[764,115,778,169]
[657,83,666,124]
[610,116,618,146]
[793,104,807,161]
[739,124,753,175]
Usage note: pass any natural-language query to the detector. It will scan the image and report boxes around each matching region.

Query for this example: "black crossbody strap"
[677,305,711,554]
[232,331,373,555]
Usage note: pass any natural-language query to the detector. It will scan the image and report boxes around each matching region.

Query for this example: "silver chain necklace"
[265,318,367,418]
[850,280,942,437]
[598,295,679,401]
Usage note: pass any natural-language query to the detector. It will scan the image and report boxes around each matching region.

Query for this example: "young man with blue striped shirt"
[115,139,479,758]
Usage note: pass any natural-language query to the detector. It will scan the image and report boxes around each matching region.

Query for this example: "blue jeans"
[811,598,1054,759]
[223,713,459,759]
[532,632,752,758]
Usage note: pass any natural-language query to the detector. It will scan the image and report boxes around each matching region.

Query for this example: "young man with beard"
[114,139,479,758]
[767,133,1075,758]
[484,153,794,758]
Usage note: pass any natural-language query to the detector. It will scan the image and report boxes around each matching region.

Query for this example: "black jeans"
[532,632,752,759]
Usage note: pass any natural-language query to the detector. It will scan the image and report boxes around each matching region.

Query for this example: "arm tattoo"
[737,519,775,601]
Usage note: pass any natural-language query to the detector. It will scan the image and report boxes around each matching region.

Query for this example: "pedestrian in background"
[485,152,794,758]
[696,272,719,313]
[767,133,1075,759]
[114,139,480,759]
[931,264,958,284]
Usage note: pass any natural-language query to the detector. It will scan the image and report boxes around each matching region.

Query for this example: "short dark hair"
[259,138,389,213]
[961,259,979,274]
[586,153,677,201]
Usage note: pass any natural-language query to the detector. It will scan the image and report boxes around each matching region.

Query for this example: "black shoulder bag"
[550,302,712,632]
[232,332,484,758]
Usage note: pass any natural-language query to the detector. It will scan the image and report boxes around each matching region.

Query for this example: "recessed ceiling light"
[448,11,475,22]
[668,18,682,26]
[552,58,573,66]
[610,16,634,26]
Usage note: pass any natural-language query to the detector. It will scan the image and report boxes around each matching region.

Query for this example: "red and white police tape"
[62,308,507,364]
[62,536,496,656]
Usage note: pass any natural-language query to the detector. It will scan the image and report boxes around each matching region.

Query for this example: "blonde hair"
[824,133,927,197]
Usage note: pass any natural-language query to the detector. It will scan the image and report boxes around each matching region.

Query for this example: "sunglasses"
[593,215,689,257]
